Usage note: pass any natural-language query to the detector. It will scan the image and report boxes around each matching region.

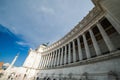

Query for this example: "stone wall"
[38,56,120,80]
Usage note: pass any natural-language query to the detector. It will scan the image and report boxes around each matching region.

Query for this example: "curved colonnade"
[22,0,120,80]
[39,8,120,70]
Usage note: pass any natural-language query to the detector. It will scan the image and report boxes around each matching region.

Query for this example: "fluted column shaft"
[97,22,116,51]
[39,56,43,69]
[54,50,57,66]
[51,52,54,67]
[44,55,47,68]
[60,47,63,65]
[42,56,46,68]
[77,37,83,60]
[47,53,50,68]
[68,43,71,63]
[83,34,91,58]
[41,56,44,68]
[57,49,60,66]
[64,45,67,64]
[72,40,77,62]
[46,54,50,68]
[48,53,52,68]
[44,56,47,68]
[89,29,101,56]
[53,51,56,66]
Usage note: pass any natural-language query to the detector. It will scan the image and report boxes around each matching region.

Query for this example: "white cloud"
[11,26,18,34]
[0,0,94,49]
[16,41,29,47]
[40,6,55,15]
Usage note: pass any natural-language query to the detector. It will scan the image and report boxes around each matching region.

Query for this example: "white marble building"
[22,0,120,80]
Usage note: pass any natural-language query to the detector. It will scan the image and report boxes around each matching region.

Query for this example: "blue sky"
[0,0,94,66]
[0,24,29,66]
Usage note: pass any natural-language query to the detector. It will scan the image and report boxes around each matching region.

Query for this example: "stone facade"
[22,0,120,80]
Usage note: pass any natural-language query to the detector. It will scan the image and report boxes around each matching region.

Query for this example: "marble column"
[57,48,60,66]
[46,54,50,68]
[72,40,77,62]
[68,42,71,63]
[40,56,44,68]
[97,22,116,51]
[42,56,45,68]
[40,57,43,68]
[105,14,120,34]
[53,51,56,67]
[54,50,57,66]
[44,55,47,68]
[60,47,64,65]
[64,45,67,64]
[39,56,43,69]
[77,37,83,60]
[51,52,54,67]
[83,34,91,59]
[44,55,48,68]
[47,53,50,68]
[48,53,52,68]
[47,54,50,68]
[89,29,101,56]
